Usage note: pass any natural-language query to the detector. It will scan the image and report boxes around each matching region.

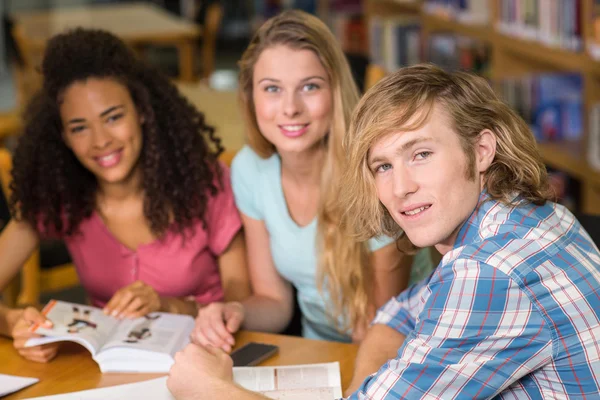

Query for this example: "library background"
[0,1,599,304]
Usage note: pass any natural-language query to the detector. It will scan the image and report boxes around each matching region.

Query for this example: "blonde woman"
[191,10,432,349]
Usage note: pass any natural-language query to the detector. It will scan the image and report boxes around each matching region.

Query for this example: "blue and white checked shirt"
[347,193,600,399]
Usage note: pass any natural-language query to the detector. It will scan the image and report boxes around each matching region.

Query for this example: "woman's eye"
[107,113,123,123]
[70,126,85,134]
[303,83,319,91]
[265,85,279,93]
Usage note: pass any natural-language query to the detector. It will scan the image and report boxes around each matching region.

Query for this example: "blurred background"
[1,0,599,307]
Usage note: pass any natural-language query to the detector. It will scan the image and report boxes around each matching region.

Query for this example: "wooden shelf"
[538,140,600,186]
[495,33,589,72]
[421,13,493,43]
[366,0,421,16]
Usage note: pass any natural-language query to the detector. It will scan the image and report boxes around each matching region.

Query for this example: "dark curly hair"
[10,28,224,237]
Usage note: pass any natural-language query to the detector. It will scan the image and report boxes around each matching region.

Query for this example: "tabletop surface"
[0,330,358,399]
[13,2,201,45]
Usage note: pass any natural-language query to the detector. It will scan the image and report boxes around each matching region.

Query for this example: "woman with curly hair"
[190,10,433,350]
[0,28,250,362]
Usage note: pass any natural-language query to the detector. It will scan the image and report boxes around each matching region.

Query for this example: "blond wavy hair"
[238,10,370,332]
[342,63,553,244]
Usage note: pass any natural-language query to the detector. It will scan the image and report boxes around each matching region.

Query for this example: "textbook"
[25,300,194,373]
[25,362,342,400]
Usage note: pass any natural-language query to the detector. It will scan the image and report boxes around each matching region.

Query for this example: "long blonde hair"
[342,64,553,244]
[238,10,369,331]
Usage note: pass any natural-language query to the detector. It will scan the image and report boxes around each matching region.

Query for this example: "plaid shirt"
[346,193,600,399]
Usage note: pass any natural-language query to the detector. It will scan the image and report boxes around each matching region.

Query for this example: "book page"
[233,362,342,399]
[0,374,39,397]
[22,377,173,400]
[26,300,118,355]
[100,313,194,355]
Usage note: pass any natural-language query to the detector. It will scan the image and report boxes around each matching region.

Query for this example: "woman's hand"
[103,280,162,319]
[12,307,59,363]
[191,302,244,352]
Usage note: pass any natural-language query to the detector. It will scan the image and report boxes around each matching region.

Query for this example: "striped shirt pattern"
[347,193,600,399]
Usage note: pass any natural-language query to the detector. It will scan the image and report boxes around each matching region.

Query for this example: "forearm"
[240,295,292,333]
[0,304,23,338]
[345,324,405,395]
[160,297,199,317]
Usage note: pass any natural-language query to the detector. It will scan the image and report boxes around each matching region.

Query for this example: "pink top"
[60,166,242,308]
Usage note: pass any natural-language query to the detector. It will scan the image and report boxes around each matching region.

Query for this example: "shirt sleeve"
[206,163,243,255]
[367,234,396,252]
[230,146,263,220]
[346,258,554,400]
[371,276,431,337]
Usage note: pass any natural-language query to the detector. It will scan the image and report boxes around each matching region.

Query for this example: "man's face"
[368,104,495,254]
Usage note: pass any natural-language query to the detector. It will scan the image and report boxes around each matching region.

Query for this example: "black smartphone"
[230,342,279,367]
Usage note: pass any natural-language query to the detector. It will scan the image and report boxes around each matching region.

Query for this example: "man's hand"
[12,307,59,363]
[167,343,234,399]
[103,280,161,319]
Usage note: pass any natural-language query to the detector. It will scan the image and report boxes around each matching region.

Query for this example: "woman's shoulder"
[231,145,278,178]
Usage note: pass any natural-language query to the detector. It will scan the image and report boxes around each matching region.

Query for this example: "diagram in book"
[66,306,97,334]
[123,314,161,344]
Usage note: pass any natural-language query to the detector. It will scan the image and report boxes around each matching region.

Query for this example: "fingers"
[23,307,53,328]
[105,288,136,318]
[104,282,160,319]
[225,312,243,335]
[192,304,235,352]
[17,343,59,363]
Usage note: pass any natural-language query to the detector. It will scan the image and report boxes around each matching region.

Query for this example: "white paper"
[0,373,39,397]
[233,362,343,399]
[23,377,173,400]
[23,362,343,400]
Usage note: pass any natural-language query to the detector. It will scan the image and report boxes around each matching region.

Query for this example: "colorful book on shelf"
[501,73,583,143]
[424,0,489,24]
[497,0,581,51]
[589,103,600,173]
[369,16,421,72]
[427,34,490,78]
[25,300,194,373]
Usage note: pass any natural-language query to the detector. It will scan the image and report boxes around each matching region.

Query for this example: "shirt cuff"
[372,296,415,337]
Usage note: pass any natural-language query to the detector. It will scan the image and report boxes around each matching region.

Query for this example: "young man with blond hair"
[166,64,600,399]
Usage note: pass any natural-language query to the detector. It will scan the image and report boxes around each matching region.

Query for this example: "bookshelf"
[364,0,600,215]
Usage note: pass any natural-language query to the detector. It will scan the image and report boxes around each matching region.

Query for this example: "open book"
[235,362,343,399]
[25,300,194,373]
[24,362,343,400]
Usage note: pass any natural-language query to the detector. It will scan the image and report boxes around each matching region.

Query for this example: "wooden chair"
[9,22,44,109]
[0,111,22,147]
[0,148,78,306]
[199,2,223,81]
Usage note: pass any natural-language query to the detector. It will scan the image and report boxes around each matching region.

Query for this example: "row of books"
[500,73,583,143]
[424,0,490,25]
[369,16,491,77]
[496,0,582,51]
[369,17,421,73]
[428,35,490,78]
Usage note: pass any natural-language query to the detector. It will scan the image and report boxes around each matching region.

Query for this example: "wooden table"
[0,331,358,399]
[176,84,246,153]
[12,2,201,82]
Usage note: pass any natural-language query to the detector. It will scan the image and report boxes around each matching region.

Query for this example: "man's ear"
[475,129,496,173]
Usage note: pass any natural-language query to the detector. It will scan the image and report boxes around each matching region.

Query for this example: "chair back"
[201,2,223,80]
